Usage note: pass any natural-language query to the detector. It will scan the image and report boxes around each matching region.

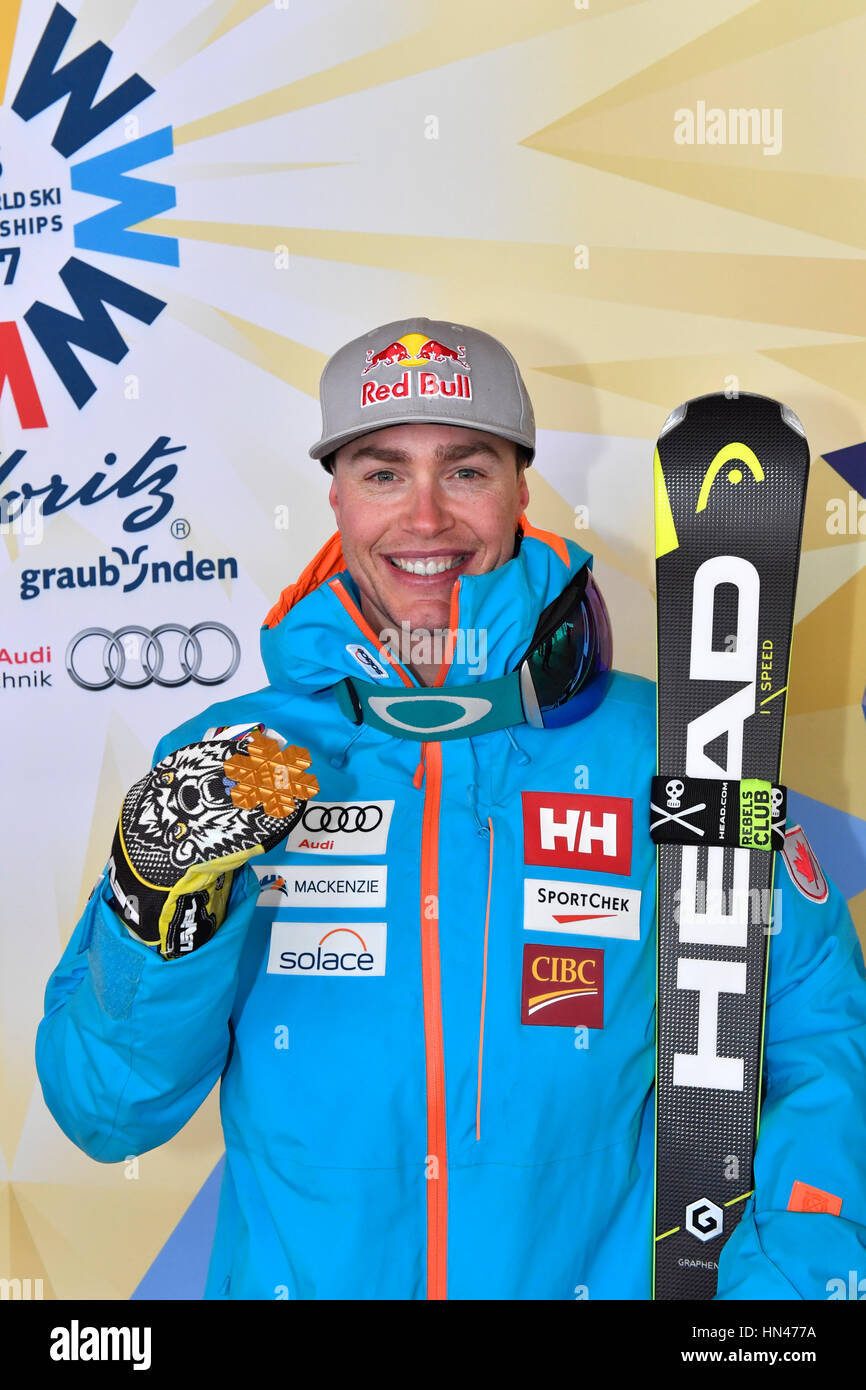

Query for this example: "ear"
[517,467,530,515]
[328,471,339,521]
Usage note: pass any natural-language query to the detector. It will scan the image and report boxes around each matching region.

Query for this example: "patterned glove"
[106,723,318,959]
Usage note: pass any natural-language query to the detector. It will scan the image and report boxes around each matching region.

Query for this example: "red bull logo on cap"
[362,332,471,375]
[360,332,472,409]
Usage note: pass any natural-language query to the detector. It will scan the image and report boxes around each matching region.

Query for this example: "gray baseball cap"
[309,316,535,465]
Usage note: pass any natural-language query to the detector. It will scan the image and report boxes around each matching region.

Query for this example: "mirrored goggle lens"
[526,572,612,726]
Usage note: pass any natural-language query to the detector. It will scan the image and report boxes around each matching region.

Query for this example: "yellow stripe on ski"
[654,447,679,558]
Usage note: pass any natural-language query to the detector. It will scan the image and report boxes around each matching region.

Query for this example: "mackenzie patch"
[523,878,641,940]
[252,864,387,908]
[522,791,632,876]
[521,944,604,1028]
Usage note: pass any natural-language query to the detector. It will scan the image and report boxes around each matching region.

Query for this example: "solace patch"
[267,922,387,976]
[520,944,604,1028]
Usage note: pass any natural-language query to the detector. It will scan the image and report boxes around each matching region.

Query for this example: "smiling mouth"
[386,553,470,576]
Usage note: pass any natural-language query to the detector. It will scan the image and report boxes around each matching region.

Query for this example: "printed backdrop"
[1,0,865,1299]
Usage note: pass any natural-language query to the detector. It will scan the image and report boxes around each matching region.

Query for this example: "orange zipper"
[476,816,494,1142]
[331,575,458,1300]
[419,738,448,1299]
[417,578,463,1297]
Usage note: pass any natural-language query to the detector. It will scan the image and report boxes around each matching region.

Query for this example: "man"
[36,317,866,1300]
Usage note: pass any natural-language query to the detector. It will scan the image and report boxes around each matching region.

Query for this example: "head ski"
[652,392,809,1300]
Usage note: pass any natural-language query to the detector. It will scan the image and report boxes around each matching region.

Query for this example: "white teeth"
[389,554,466,575]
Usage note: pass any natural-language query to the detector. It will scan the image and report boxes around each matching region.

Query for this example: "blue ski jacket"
[36,524,866,1300]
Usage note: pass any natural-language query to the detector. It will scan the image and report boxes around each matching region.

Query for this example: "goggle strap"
[336,673,526,741]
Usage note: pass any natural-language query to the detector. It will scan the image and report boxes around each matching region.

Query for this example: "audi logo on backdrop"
[65,623,241,690]
[299,804,384,833]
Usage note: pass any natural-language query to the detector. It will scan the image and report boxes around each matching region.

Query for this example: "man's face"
[329,423,529,637]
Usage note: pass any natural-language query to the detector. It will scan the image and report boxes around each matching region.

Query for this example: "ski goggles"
[334,563,613,741]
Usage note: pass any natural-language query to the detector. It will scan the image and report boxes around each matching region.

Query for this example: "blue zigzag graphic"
[131,1158,224,1301]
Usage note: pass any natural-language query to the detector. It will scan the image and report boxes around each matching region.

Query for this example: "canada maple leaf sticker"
[793,840,815,884]
[782,825,829,903]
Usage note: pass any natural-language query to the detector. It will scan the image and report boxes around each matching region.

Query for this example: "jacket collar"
[260,518,592,695]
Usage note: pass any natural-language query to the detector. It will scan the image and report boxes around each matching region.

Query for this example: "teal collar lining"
[336,672,529,741]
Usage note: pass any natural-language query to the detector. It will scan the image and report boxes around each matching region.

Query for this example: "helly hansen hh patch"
[522,792,632,876]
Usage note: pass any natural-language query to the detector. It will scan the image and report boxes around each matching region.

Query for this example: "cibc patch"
[781,825,829,903]
[520,944,603,1028]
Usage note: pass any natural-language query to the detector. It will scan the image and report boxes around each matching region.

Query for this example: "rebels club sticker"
[520,944,604,1028]
[522,792,632,876]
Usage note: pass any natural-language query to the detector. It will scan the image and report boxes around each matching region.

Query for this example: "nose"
[401,476,453,536]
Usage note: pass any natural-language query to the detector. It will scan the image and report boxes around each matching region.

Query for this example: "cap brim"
[309,417,534,462]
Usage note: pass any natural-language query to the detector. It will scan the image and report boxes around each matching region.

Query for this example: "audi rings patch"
[284,800,394,856]
[253,864,387,908]
[523,879,641,939]
[267,922,387,976]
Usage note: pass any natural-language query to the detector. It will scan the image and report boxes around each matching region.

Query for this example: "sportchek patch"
[523,878,641,939]
[252,863,387,908]
[787,1179,842,1215]
[781,825,828,903]
[522,792,632,876]
[267,922,387,976]
[520,944,603,1028]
